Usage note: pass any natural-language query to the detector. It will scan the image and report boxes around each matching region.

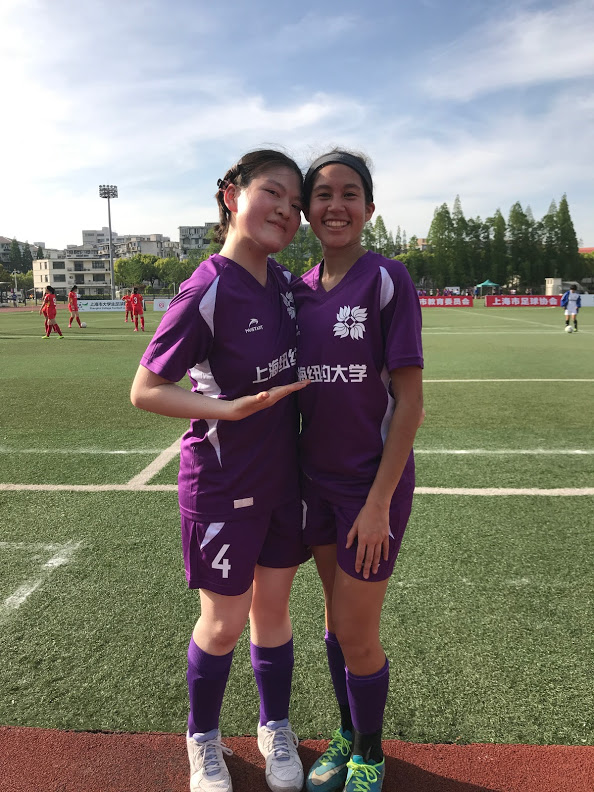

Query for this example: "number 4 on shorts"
[212,544,231,578]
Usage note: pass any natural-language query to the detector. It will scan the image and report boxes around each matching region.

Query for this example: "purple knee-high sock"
[325,630,354,733]
[346,657,389,736]
[187,636,234,735]
[250,637,294,725]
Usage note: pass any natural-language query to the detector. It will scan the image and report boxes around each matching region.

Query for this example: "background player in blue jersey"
[131,150,310,792]
[293,150,424,792]
[561,285,581,332]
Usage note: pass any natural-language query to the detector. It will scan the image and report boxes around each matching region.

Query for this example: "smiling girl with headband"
[293,149,424,792]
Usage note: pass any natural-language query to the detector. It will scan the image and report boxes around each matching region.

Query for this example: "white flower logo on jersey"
[334,306,367,340]
[282,291,296,320]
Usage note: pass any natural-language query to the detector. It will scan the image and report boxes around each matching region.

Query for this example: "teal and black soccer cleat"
[344,756,385,792]
[306,727,353,792]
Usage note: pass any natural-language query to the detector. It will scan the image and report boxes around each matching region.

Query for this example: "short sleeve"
[381,263,424,372]
[140,280,213,383]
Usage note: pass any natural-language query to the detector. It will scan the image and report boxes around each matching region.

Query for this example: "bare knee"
[194,616,244,655]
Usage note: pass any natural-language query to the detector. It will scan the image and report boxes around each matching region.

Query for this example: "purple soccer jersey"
[141,254,300,521]
[293,251,423,502]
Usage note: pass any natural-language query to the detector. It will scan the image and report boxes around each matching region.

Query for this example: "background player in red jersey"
[130,288,144,331]
[40,285,64,338]
[68,285,83,328]
[122,290,132,322]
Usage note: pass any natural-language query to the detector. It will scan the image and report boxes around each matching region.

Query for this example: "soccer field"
[0,304,593,746]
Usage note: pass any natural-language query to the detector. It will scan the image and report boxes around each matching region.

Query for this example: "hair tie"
[217,178,230,191]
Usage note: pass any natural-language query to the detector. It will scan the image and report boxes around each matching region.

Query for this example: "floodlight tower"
[99,184,118,299]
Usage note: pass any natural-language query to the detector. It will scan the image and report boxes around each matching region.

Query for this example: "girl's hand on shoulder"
[345,500,390,580]
[230,380,310,420]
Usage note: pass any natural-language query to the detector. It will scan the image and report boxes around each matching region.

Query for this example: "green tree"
[486,210,507,287]
[36,245,45,259]
[374,215,390,257]
[9,239,22,272]
[427,204,454,289]
[394,226,402,256]
[402,236,425,282]
[156,257,198,290]
[361,221,375,250]
[539,199,559,278]
[17,270,33,294]
[200,226,223,259]
[556,194,580,281]
[451,195,468,287]
[22,242,33,271]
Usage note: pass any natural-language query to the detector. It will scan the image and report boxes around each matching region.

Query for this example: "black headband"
[304,152,373,202]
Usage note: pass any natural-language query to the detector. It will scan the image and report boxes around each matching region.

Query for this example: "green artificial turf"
[0,305,593,744]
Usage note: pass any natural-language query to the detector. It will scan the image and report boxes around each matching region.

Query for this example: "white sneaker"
[187,729,233,792]
[257,721,304,792]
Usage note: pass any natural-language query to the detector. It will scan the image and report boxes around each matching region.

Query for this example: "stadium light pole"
[99,184,118,299]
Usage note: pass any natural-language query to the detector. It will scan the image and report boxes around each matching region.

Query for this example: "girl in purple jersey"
[293,150,424,792]
[131,150,310,792]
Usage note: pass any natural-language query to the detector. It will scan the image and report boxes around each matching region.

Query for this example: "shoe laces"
[191,733,233,778]
[265,726,299,762]
[320,729,352,764]
[346,759,382,792]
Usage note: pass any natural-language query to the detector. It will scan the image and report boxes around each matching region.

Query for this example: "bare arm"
[130,364,309,422]
[346,365,424,578]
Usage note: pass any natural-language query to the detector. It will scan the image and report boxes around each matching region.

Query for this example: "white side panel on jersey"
[379,267,395,311]
[200,522,225,550]
[189,344,223,467]
[380,365,395,446]
[198,275,220,335]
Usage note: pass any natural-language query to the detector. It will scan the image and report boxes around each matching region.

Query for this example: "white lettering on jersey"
[253,348,297,383]
[298,364,368,383]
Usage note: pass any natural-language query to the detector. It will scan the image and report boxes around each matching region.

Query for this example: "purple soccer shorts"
[181,498,311,595]
[301,476,413,582]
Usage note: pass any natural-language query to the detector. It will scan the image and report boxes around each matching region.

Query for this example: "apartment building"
[33,256,112,297]
[0,236,41,267]
[179,223,217,255]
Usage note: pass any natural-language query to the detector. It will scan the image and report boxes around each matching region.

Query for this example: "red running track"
[2,727,592,791]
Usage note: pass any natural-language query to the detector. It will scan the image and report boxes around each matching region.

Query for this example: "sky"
[1,0,593,250]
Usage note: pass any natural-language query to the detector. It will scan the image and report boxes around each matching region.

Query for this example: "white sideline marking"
[0,447,164,455]
[1,541,81,617]
[126,436,182,486]
[423,330,562,335]
[415,487,594,496]
[423,377,594,384]
[0,483,178,491]
[416,448,594,455]
[0,483,592,496]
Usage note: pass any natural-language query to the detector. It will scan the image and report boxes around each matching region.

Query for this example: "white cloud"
[422,0,594,100]
[272,12,359,53]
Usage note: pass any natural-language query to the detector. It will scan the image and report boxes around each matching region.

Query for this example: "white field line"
[126,436,182,486]
[0,541,81,618]
[0,482,593,496]
[0,483,178,492]
[415,487,594,496]
[415,448,594,455]
[423,330,562,335]
[423,377,594,385]
[0,447,165,455]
